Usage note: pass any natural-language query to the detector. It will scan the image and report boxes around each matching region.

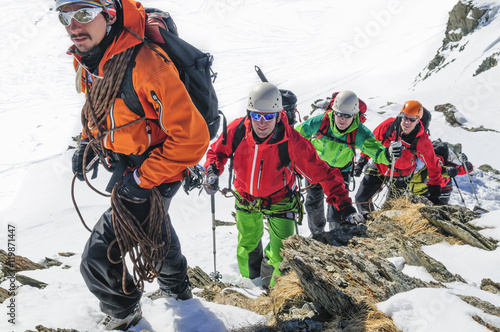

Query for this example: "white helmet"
[332,90,359,115]
[247,82,283,113]
[55,0,118,12]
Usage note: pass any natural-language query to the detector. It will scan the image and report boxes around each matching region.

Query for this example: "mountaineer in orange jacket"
[355,101,445,216]
[204,82,364,288]
[57,0,209,329]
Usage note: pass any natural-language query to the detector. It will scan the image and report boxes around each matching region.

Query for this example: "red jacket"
[369,117,444,187]
[205,112,353,211]
[70,0,209,188]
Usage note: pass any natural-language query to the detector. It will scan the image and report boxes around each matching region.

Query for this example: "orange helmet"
[400,100,423,119]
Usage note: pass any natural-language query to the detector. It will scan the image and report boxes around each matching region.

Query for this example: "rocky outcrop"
[445,0,488,43]
[433,103,500,132]
[481,278,500,294]
[282,234,429,317]
[474,52,499,76]
[6,197,500,332]
[414,0,491,83]
[434,103,463,127]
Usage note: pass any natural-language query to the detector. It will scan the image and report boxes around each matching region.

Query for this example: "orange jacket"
[69,0,209,188]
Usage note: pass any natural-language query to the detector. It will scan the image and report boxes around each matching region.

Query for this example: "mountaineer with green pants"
[204,83,364,288]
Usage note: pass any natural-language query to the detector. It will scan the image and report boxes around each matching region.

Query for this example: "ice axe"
[255,65,268,82]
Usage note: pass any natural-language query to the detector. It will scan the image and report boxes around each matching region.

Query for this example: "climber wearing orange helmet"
[355,101,445,217]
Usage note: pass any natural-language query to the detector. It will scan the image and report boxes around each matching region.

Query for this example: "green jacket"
[295,112,390,171]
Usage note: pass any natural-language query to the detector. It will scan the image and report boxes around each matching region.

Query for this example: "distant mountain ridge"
[414,0,499,84]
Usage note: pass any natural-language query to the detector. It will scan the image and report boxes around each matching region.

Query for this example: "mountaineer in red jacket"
[57,0,209,329]
[355,100,445,216]
[204,82,364,288]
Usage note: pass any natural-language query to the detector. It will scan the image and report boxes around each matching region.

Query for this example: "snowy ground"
[1,0,500,331]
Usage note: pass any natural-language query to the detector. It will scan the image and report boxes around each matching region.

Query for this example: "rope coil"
[110,185,170,295]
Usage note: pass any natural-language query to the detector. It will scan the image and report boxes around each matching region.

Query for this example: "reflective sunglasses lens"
[262,113,278,121]
[249,112,261,121]
[58,12,70,25]
[335,111,353,118]
[249,112,278,121]
[59,8,102,26]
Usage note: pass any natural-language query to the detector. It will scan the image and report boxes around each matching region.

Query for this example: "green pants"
[235,191,298,287]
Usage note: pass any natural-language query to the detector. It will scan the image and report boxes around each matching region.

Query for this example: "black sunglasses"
[401,115,419,123]
[334,111,354,119]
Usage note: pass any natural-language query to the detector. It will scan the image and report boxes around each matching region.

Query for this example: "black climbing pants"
[304,171,350,235]
[80,181,187,319]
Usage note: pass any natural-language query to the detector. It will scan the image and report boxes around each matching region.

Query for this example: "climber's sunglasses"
[59,7,103,26]
[248,111,279,122]
[401,114,419,123]
[334,111,354,119]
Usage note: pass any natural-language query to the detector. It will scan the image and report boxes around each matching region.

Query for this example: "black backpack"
[280,89,298,126]
[120,8,221,140]
[432,139,449,162]
[254,66,300,127]
[421,107,432,134]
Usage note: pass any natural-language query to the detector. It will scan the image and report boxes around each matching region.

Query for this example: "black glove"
[459,153,468,164]
[345,212,366,225]
[118,170,152,201]
[72,138,98,181]
[204,163,220,196]
[340,205,356,220]
[427,185,442,205]
[353,157,368,177]
[446,167,458,178]
[385,141,402,162]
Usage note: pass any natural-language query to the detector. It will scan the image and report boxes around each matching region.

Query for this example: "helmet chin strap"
[98,0,112,17]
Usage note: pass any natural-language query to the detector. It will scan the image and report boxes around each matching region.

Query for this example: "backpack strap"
[409,136,419,156]
[231,117,291,169]
[316,111,357,148]
[231,117,247,152]
[119,44,145,118]
[278,140,291,168]
[382,120,398,144]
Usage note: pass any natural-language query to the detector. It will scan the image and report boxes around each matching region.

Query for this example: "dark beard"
[77,23,121,75]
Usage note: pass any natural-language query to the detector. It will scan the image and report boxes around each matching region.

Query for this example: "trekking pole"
[228,157,234,191]
[210,194,221,281]
[387,118,401,200]
[459,150,481,207]
[452,176,467,208]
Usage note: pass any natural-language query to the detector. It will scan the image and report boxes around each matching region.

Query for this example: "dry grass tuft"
[270,272,308,315]
[363,301,400,332]
[384,197,441,238]
[326,301,401,332]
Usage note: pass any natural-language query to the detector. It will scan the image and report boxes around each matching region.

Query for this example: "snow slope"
[1,0,500,331]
